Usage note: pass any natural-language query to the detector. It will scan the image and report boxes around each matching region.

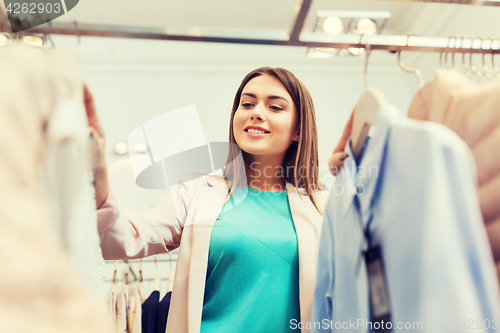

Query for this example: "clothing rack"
[30,22,500,54]
[3,0,499,52]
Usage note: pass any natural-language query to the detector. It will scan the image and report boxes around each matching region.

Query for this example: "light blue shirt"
[312,105,500,332]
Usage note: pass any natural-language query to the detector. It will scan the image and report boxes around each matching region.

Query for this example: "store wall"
[72,39,417,291]
[80,58,417,211]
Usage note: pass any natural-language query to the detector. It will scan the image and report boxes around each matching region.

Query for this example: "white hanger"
[351,42,387,161]
[154,255,161,292]
[397,36,425,88]
[167,252,174,293]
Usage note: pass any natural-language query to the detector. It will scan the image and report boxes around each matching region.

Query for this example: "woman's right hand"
[84,83,110,209]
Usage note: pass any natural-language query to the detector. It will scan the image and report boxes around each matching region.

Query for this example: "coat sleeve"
[96,178,196,260]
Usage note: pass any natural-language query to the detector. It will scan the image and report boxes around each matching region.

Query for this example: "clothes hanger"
[124,261,130,286]
[154,255,161,292]
[461,36,483,83]
[167,252,174,293]
[397,44,424,88]
[480,37,497,80]
[490,38,500,79]
[351,41,387,161]
[74,21,82,56]
[440,36,455,70]
[112,260,119,285]
[139,259,144,284]
[450,36,469,76]
[468,37,486,82]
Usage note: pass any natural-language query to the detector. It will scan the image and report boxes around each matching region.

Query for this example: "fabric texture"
[312,104,500,332]
[44,98,107,300]
[408,70,500,279]
[98,174,329,333]
[0,45,112,333]
[200,186,300,332]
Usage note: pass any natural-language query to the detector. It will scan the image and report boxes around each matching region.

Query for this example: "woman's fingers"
[88,126,107,171]
[329,110,354,176]
[333,109,354,154]
[329,152,349,176]
[83,83,105,139]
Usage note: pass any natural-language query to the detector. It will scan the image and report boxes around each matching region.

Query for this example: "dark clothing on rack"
[142,291,160,333]
[156,291,172,333]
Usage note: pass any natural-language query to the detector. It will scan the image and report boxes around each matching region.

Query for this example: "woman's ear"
[293,128,300,141]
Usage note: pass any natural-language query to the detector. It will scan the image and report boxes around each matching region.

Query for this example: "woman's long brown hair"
[212,67,324,216]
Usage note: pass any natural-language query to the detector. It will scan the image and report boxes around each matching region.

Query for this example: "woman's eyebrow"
[241,92,289,104]
[268,95,289,104]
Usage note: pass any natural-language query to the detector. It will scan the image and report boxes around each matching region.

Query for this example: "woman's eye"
[242,103,254,108]
[270,105,284,111]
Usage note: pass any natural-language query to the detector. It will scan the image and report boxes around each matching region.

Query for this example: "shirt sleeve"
[311,204,335,333]
[96,179,193,260]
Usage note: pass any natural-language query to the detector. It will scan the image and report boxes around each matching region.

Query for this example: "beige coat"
[98,175,330,333]
[408,69,500,282]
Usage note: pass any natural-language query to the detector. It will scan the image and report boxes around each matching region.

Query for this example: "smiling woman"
[88,66,351,333]
[224,67,325,209]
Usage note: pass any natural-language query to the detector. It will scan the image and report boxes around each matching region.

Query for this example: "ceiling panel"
[57,0,298,31]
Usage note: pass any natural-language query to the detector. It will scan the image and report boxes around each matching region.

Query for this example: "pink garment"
[0,46,113,333]
[409,69,500,282]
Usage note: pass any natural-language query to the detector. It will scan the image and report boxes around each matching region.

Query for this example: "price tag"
[364,246,392,332]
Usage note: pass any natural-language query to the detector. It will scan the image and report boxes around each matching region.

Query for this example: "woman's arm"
[84,83,186,260]
[97,184,187,260]
[84,83,109,209]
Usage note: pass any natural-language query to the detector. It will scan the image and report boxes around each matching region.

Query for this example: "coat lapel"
[169,176,327,333]
[286,181,327,333]
[187,176,229,333]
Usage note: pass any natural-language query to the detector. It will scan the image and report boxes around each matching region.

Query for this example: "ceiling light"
[0,34,11,46]
[133,143,148,154]
[307,50,334,59]
[114,142,129,155]
[355,19,377,35]
[314,47,336,52]
[22,35,44,47]
[348,47,365,56]
[322,16,344,35]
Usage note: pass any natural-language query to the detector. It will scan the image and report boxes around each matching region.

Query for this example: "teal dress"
[200,186,301,332]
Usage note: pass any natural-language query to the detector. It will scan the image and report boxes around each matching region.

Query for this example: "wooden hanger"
[351,42,387,161]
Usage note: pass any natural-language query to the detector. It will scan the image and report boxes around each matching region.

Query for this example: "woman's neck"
[246,154,287,192]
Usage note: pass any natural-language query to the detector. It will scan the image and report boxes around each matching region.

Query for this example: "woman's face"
[233,74,299,161]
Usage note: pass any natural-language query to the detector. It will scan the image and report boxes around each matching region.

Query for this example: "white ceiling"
[55,0,500,36]
[50,0,500,70]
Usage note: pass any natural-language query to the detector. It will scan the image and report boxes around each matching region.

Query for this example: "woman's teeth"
[247,129,268,134]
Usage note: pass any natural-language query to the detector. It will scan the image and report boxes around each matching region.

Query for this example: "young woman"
[85,67,350,333]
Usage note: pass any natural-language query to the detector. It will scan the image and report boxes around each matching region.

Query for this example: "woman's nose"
[250,102,265,121]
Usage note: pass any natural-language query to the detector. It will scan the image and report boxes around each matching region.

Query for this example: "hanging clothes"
[408,69,500,280]
[312,104,500,332]
[142,291,160,333]
[156,291,172,333]
[43,98,108,300]
[0,45,113,333]
[130,284,143,333]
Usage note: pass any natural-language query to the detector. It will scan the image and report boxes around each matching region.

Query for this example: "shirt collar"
[341,104,403,218]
